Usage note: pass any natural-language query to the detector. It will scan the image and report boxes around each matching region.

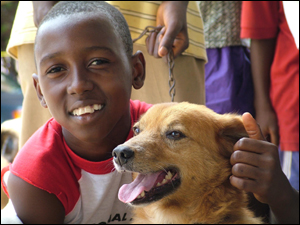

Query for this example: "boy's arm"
[230,113,299,224]
[7,173,65,223]
[250,38,279,146]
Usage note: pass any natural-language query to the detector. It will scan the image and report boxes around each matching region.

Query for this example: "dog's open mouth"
[118,168,181,205]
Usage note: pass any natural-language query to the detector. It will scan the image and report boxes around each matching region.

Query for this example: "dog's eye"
[166,131,185,140]
[133,126,140,135]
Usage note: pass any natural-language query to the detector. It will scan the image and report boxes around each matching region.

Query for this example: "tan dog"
[113,102,263,224]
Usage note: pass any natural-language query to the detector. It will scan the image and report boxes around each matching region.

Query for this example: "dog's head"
[113,102,248,206]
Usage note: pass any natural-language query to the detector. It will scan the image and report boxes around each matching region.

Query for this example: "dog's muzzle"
[112,145,134,166]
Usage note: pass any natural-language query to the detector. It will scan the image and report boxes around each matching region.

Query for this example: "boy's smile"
[71,104,103,116]
[33,13,144,161]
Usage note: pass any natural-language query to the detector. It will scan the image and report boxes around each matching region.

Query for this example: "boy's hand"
[230,113,290,205]
[146,1,189,60]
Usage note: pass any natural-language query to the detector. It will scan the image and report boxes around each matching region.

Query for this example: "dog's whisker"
[154,164,178,189]
[157,165,168,174]
[170,180,176,189]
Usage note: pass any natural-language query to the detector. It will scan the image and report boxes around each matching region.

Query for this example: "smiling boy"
[2,1,299,224]
[1,1,151,223]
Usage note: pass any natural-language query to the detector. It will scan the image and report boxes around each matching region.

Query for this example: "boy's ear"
[32,73,47,108]
[131,50,145,90]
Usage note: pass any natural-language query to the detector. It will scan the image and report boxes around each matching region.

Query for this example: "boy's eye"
[47,67,65,74]
[89,59,108,66]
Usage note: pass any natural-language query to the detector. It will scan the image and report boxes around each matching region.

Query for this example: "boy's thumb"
[242,112,265,141]
[158,26,178,57]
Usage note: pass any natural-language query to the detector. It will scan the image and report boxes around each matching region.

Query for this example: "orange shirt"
[241,1,299,151]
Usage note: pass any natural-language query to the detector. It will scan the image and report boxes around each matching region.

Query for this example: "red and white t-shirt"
[1,100,152,224]
[241,1,299,151]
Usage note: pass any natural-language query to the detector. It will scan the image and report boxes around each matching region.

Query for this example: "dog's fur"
[113,102,263,224]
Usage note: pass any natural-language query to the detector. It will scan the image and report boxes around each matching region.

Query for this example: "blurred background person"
[199,1,255,116]
[241,1,299,192]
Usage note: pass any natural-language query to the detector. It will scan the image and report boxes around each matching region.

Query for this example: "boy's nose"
[67,69,93,95]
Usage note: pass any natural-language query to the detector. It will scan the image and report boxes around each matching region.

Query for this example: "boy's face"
[34,13,144,148]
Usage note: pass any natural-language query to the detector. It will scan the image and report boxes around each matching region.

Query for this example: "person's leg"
[131,44,205,105]
[289,151,299,190]
[205,46,254,115]
[279,149,299,191]
[17,44,52,148]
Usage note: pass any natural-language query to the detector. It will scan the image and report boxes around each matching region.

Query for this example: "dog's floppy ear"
[216,115,248,158]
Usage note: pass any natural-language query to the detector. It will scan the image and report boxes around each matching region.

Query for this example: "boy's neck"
[62,113,132,162]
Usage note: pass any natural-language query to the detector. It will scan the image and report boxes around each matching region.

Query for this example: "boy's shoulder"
[130,99,152,121]
[20,117,64,154]
[11,117,71,180]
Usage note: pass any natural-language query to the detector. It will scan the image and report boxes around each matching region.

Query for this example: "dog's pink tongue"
[118,172,161,203]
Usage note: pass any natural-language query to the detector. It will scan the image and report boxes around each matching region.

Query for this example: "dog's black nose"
[112,145,134,166]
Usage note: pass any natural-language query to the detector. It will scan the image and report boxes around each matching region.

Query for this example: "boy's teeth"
[72,104,103,116]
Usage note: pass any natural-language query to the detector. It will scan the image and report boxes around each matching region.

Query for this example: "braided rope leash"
[132,26,176,102]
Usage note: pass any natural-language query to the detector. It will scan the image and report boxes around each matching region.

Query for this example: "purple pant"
[205,46,255,116]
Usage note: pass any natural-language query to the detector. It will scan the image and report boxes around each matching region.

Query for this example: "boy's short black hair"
[36,1,133,56]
